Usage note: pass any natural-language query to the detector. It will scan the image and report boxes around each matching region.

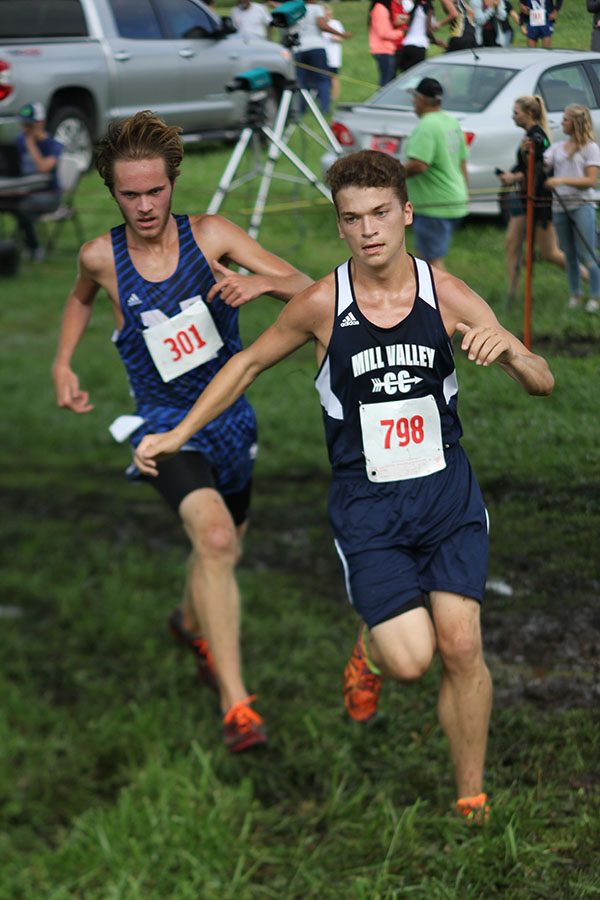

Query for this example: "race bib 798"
[359,394,446,482]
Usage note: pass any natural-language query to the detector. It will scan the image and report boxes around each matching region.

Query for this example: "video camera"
[226,67,273,93]
[270,0,306,28]
[270,0,306,48]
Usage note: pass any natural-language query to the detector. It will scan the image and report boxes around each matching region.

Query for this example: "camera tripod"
[207,80,342,239]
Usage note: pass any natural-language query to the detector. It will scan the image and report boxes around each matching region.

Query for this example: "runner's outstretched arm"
[437,270,554,396]
[52,243,105,413]
[134,280,330,474]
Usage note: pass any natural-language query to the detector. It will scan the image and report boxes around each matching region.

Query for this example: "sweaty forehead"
[336,185,397,215]
[113,157,168,191]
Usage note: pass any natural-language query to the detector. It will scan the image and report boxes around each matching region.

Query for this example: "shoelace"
[358,671,381,691]
[224,695,262,732]
[347,655,380,690]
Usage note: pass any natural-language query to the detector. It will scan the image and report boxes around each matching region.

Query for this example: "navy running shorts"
[527,23,552,41]
[329,444,488,629]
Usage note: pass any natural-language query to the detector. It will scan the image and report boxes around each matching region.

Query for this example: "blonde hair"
[96,110,183,194]
[515,95,552,143]
[565,104,597,154]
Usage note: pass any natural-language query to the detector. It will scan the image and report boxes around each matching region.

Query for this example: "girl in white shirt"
[544,104,600,312]
[294,0,350,113]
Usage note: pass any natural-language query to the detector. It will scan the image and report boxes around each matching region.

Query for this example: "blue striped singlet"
[112,213,257,494]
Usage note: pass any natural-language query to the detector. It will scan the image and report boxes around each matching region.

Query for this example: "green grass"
[1,7,600,898]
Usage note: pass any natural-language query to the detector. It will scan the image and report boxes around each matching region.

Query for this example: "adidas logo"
[340,311,359,327]
[127,293,142,307]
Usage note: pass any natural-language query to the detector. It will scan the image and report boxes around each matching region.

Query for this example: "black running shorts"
[147,450,252,525]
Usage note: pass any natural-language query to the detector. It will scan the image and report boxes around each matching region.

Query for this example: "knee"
[190,520,240,566]
[437,628,483,675]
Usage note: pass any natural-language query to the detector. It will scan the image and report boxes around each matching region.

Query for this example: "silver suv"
[0,0,294,170]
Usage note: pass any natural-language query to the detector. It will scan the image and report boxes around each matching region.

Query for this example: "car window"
[538,65,595,113]
[109,0,163,39]
[153,0,220,38]
[0,0,88,38]
[587,60,600,103]
[372,64,516,114]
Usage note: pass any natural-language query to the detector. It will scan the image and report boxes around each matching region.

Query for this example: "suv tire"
[48,105,94,172]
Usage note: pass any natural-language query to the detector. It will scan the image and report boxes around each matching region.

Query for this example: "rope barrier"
[294,59,379,92]
[233,189,599,216]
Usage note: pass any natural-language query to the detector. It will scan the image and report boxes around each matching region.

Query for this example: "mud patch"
[485,606,600,710]
[4,476,599,710]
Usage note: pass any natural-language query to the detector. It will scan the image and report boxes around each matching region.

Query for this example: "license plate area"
[370,135,401,154]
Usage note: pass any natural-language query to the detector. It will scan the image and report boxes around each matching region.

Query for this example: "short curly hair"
[96,110,183,193]
[326,150,408,208]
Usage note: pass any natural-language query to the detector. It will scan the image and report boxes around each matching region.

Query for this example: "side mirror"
[220,16,237,35]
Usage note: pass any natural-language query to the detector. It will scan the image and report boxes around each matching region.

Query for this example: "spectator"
[396,0,442,72]
[544,104,600,312]
[390,0,411,68]
[294,0,351,114]
[496,95,569,297]
[433,0,477,52]
[368,0,406,87]
[231,0,271,41]
[497,0,521,46]
[404,77,469,269]
[518,7,528,33]
[587,0,600,52]
[11,102,63,262]
[323,5,347,104]
[472,0,507,46]
[519,0,562,48]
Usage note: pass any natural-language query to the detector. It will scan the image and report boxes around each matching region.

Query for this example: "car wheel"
[48,106,94,171]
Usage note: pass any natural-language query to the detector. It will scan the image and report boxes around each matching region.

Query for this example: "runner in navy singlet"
[52,111,312,753]
[134,150,554,820]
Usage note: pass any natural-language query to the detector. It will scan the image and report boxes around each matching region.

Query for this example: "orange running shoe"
[343,625,383,722]
[223,695,267,753]
[456,792,490,825]
[168,608,218,692]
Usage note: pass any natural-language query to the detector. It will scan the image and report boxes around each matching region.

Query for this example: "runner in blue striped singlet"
[111,212,257,496]
[52,111,312,754]
[135,150,554,820]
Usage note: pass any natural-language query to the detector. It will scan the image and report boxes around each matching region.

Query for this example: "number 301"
[164,324,206,361]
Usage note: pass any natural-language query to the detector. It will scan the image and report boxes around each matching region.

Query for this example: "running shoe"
[168,607,218,692]
[222,695,267,753]
[456,792,490,825]
[343,625,383,723]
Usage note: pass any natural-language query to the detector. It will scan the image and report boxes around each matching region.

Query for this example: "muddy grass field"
[2,80,600,899]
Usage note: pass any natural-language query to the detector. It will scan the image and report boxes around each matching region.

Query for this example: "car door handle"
[114,50,131,62]
[179,48,195,58]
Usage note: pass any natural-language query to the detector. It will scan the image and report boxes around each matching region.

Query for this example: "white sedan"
[325,48,600,216]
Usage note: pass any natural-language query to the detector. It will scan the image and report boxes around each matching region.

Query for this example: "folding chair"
[41,154,85,253]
